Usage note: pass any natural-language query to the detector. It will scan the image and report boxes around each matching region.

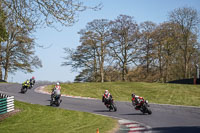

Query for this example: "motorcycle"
[50,94,62,107]
[133,99,152,115]
[104,98,117,112]
[29,80,35,89]
[21,82,30,93]
[29,83,34,89]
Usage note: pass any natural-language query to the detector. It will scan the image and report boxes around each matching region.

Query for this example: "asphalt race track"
[1,83,200,133]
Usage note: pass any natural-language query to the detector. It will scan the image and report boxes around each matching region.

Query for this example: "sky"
[7,0,200,83]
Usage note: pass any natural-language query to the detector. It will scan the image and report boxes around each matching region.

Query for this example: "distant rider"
[51,82,61,101]
[102,90,113,107]
[22,79,30,88]
[29,76,35,88]
[131,93,144,110]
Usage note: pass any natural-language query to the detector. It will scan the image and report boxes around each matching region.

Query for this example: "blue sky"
[8,0,200,83]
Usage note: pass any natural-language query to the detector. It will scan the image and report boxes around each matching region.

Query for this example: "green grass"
[45,82,200,107]
[0,101,117,133]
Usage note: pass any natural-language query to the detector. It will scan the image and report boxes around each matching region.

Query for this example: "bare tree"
[169,7,200,78]
[109,15,140,81]
[152,22,179,82]
[62,19,110,82]
[2,22,42,81]
[85,19,110,82]
[1,0,102,28]
[62,40,98,82]
[0,10,41,81]
[139,21,156,77]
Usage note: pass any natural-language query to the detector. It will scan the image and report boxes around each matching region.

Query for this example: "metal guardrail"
[0,93,14,115]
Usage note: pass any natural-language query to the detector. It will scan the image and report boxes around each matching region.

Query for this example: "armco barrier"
[0,93,14,115]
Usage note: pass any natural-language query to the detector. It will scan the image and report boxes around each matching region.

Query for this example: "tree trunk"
[165,45,170,83]
[93,49,98,82]
[184,35,189,79]
[99,55,104,83]
[122,68,125,81]
[158,42,162,81]
[146,39,150,75]
[100,62,104,82]
[4,44,10,81]
[100,39,105,83]
[0,2,1,79]
[3,40,11,81]
[4,65,8,81]
[0,42,2,80]
[122,61,127,82]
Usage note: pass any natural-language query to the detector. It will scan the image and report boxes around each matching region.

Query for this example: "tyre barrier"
[0,93,14,115]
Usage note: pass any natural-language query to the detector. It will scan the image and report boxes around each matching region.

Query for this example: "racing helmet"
[104,90,109,97]
[131,93,135,98]
[105,90,109,94]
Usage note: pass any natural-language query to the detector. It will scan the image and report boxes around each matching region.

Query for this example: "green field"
[45,82,200,107]
[0,101,117,133]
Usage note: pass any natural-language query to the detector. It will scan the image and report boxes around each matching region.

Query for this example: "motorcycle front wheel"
[113,104,117,112]
[147,108,152,114]
[50,99,53,106]
[21,87,27,93]
[55,100,60,107]
[109,104,117,112]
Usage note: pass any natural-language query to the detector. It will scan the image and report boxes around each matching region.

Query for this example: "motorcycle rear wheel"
[21,87,27,93]
[55,100,60,107]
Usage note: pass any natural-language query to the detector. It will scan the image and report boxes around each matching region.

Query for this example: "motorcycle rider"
[131,93,144,110]
[22,79,30,87]
[21,79,31,93]
[51,82,61,101]
[29,76,35,88]
[21,79,31,91]
[102,90,113,108]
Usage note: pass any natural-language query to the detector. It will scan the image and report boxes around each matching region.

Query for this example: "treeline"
[63,7,200,82]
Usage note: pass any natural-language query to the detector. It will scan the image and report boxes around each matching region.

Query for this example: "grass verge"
[0,101,117,133]
[45,82,200,107]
